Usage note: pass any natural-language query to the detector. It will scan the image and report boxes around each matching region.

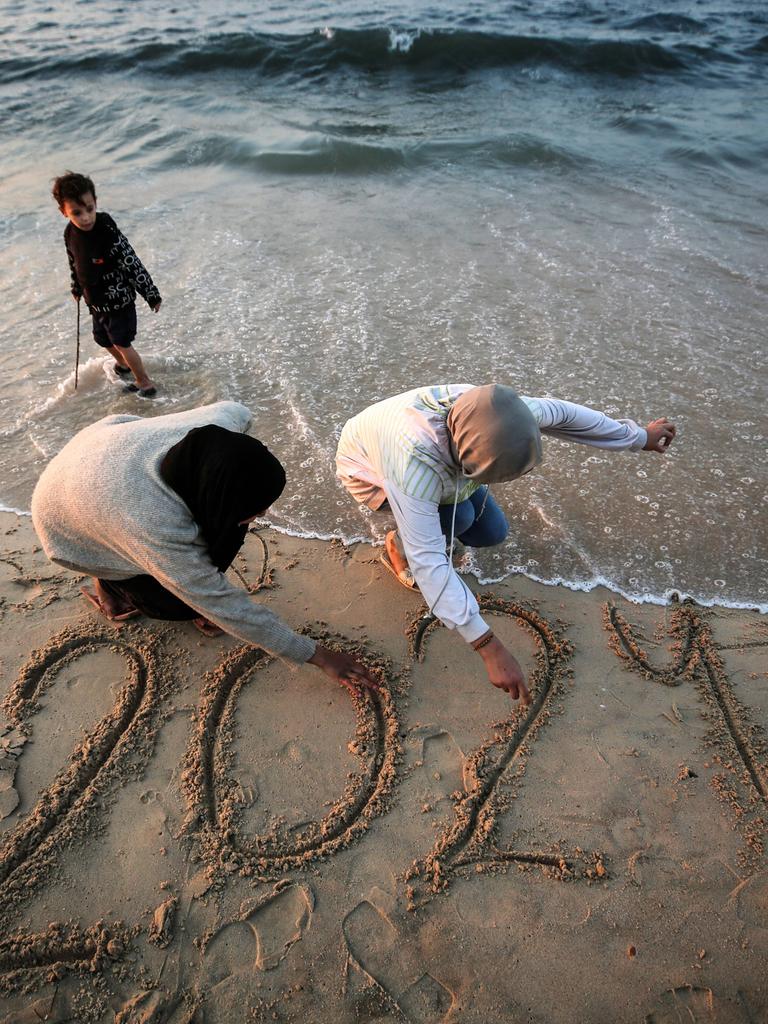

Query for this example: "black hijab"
[160,425,286,572]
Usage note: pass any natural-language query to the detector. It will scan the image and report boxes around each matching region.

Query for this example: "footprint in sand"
[421,730,465,800]
[343,899,453,1023]
[202,881,314,989]
[647,983,753,1024]
[734,871,768,956]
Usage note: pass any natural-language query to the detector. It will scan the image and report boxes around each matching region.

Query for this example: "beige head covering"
[446,385,542,483]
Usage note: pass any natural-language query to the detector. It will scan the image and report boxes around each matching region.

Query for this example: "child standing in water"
[52,171,161,398]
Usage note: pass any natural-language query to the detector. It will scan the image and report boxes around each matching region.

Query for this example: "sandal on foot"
[192,617,224,638]
[137,386,157,398]
[112,363,132,377]
[379,551,418,591]
[80,587,140,622]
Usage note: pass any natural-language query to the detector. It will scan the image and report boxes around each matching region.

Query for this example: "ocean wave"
[155,132,582,176]
[621,14,709,34]
[0,26,729,84]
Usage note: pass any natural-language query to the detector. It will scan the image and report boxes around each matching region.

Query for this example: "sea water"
[0,0,766,609]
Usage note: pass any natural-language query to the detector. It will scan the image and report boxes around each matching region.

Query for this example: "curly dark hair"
[52,171,97,209]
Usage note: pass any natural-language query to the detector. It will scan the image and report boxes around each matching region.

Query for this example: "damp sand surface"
[0,510,766,1023]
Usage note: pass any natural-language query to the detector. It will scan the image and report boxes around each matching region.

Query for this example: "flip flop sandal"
[379,551,419,591]
[192,617,224,638]
[123,384,157,398]
[112,363,132,376]
[80,587,140,622]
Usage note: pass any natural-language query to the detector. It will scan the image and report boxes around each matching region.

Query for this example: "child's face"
[60,191,97,231]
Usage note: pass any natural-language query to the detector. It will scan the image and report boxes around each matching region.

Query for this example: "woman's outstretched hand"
[643,418,676,453]
[476,637,531,705]
[308,644,380,692]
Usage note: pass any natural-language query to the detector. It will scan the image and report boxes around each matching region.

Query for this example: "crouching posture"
[336,384,675,703]
[32,401,376,691]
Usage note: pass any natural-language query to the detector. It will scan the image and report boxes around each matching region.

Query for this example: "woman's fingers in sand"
[308,645,380,691]
[644,417,677,453]
[476,638,531,705]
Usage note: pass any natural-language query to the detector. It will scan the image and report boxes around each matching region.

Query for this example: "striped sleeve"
[522,397,647,451]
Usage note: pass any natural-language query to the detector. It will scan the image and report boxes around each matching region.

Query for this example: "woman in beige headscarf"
[336,384,675,703]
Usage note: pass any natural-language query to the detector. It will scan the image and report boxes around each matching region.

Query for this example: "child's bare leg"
[108,345,131,371]
[115,344,154,390]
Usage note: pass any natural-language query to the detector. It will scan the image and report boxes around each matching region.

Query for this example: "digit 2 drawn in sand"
[0,625,166,985]
[405,596,604,907]
[182,633,400,878]
[605,601,768,862]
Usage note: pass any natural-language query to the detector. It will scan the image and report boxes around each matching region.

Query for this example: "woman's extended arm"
[522,397,676,453]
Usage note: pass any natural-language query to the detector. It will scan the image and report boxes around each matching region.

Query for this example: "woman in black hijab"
[32,402,377,690]
[92,425,286,635]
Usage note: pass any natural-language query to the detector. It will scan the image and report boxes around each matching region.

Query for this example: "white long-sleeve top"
[336,385,648,643]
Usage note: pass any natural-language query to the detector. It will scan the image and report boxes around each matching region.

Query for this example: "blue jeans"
[438,487,508,548]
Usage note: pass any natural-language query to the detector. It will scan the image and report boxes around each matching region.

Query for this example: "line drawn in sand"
[182,632,400,879]
[604,601,767,865]
[229,527,274,594]
[0,624,167,986]
[0,920,131,995]
[405,596,606,908]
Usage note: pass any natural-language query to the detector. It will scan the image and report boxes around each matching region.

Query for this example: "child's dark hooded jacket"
[64,211,161,313]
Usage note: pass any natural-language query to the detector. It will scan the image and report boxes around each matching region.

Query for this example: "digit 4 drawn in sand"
[604,600,768,864]
[405,596,606,908]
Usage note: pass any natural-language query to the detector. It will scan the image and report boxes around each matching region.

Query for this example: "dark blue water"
[1,0,766,609]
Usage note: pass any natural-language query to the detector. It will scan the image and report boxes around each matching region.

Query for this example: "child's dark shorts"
[91,305,137,348]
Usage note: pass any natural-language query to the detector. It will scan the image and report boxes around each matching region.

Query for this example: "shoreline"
[0,509,766,1021]
[5,501,760,615]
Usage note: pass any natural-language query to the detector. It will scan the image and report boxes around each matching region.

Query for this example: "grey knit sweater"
[31,402,315,664]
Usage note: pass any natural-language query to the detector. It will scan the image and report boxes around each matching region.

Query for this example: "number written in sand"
[0,625,165,979]
[405,597,605,908]
[182,634,400,878]
[605,601,768,857]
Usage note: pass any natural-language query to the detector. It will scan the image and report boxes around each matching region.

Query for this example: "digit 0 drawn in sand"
[182,632,400,879]
[605,601,768,864]
[405,596,605,907]
[0,624,169,988]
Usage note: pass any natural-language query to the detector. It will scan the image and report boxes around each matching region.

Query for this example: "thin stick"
[74,298,81,390]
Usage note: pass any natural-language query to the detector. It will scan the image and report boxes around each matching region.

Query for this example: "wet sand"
[0,509,766,1023]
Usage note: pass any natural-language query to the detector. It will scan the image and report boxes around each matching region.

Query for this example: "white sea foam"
[259,520,768,615]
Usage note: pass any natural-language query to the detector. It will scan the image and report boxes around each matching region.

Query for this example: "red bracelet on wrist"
[472,631,495,652]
